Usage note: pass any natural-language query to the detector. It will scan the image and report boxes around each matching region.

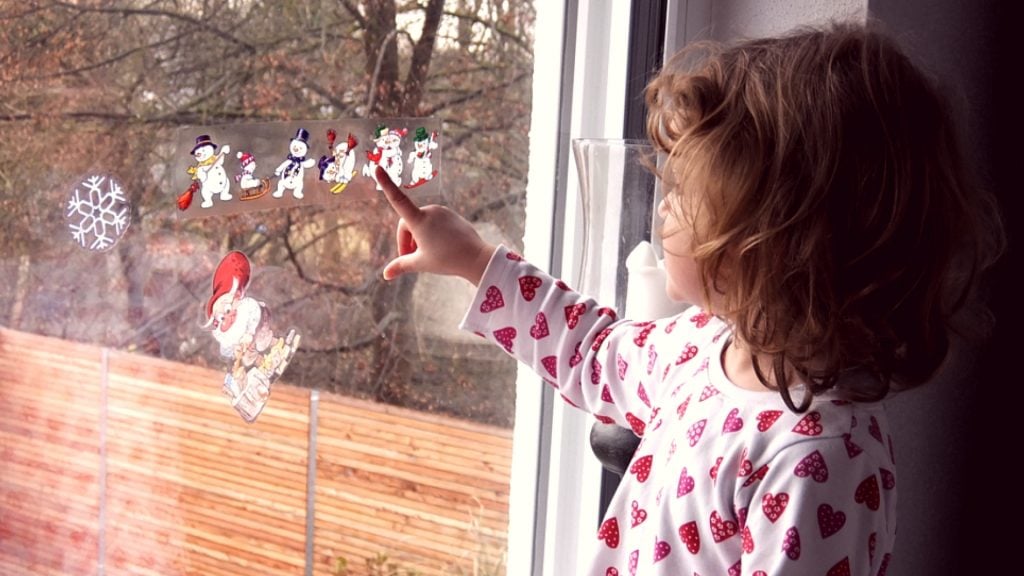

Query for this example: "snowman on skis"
[274,128,316,199]
[406,127,438,189]
[187,134,232,209]
[362,124,406,190]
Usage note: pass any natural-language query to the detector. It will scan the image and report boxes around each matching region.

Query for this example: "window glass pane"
[1,2,533,574]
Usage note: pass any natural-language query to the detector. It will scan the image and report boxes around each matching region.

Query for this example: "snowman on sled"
[234,150,272,201]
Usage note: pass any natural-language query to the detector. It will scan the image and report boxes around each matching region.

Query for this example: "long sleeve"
[460,245,690,436]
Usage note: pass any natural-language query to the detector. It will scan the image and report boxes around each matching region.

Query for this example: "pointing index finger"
[377,166,423,225]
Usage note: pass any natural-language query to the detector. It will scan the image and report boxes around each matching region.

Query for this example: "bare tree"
[0,0,533,425]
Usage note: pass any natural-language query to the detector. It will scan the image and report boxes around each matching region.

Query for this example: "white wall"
[863,3,1004,574]
[667,0,867,51]
[710,0,865,40]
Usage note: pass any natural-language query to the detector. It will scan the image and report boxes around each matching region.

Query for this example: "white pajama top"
[461,246,897,576]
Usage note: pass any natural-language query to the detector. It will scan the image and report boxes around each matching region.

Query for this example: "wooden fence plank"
[1,329,101,576]
[313,390,510,576]
[1,328,512,576]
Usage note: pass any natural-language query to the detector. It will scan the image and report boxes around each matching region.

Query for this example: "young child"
[377,22,1002,575]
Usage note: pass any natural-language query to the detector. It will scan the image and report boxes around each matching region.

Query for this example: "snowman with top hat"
[184,134,231,209]
[273,128,316,199]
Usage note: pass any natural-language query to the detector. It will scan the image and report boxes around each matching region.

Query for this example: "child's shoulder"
[741,397,894,474]
[650,307,730,345]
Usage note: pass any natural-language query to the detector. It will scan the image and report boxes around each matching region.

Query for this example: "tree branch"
[295,220,359,254]
[301,77,357,116]
[421,69,529,115]
[26,29,192,81]
[441,8,531,52]
[402,0,444,114]
[296,311,401,354]
[362,0,401,115]
[468,189,525,221]
[335,0,367,29]
[282,212,376,296]
[52,1,256,53]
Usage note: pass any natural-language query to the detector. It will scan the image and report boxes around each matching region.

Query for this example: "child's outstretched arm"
[377,166,496,285]
[379,166,698,437]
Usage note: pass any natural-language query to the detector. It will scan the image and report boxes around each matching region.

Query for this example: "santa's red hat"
[205,251,251,321]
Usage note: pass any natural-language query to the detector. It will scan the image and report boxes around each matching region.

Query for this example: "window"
[0,2,535,574]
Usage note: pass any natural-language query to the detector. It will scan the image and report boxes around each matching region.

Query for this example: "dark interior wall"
[867,1,1019,573]
[606,2,1018,571]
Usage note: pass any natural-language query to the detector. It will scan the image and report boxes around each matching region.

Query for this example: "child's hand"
[377,166,496,285]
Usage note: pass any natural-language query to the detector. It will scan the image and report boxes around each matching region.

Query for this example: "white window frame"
[510,1,634,574]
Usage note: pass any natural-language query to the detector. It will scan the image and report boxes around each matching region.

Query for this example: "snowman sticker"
[179,134,232,210]
[273,128,316,199]
[318,129,359,194]
[406,127,438,189]
[362,124,406,190]
[235,151,271,200]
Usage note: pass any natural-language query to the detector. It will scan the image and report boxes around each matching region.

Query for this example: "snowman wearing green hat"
[406,127,438,189]
[362,124,407,190]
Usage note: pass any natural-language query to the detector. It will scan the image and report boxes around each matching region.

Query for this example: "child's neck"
[721,337,778,392]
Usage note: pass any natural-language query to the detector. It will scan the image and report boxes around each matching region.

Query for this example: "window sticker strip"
[173,118,442,219]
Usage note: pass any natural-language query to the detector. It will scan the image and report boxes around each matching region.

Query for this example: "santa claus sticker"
[173,119,441,219]
[203,251,300,423]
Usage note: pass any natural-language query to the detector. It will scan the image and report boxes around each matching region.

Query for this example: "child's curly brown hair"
[646,22,1004,411]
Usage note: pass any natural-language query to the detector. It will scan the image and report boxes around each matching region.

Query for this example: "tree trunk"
[363,0,445,401]
[362,0,401,115]
[117,194,157,354]
[403,0,445,114]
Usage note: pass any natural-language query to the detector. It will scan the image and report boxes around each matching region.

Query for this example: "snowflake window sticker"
[65,174,131,251]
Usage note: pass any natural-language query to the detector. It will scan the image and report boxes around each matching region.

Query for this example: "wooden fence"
[0,328,511,576]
